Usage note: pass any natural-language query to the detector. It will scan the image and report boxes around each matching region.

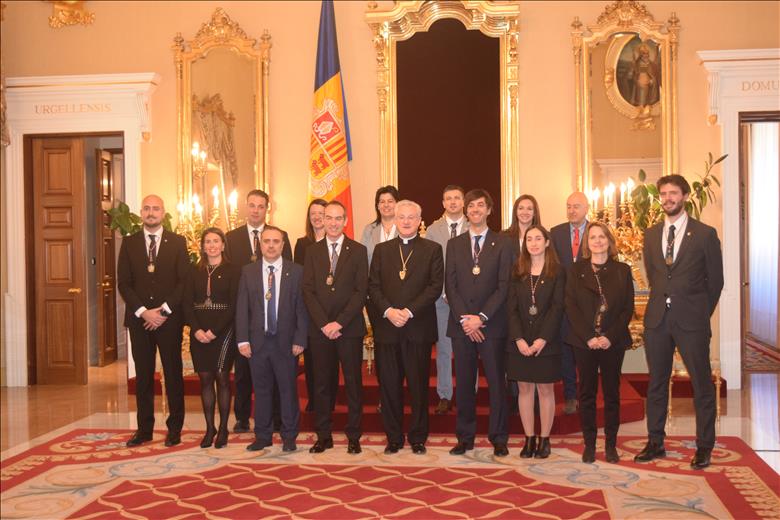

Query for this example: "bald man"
[118,194,190,448]
[550,192,590,414]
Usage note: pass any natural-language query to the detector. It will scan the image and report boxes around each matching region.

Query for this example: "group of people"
[118,174,722,469]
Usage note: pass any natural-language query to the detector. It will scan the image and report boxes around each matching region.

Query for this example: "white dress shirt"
[262,257,283,331]
[662,211,689,263]
[135,227,172,317]
[445,215,467,236]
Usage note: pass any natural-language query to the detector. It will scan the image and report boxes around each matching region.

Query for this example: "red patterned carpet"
[2,429,778,519]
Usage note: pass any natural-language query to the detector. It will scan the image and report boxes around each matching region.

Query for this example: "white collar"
[445,214,465,227]
[262,257,283,271]
[664,210,688,231]
[327,234,345,248]
[399,234,417,245]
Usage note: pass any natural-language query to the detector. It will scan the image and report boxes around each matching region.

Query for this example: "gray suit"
[235,259,308,443]
[643,217,723,450]
[425,215,468,401]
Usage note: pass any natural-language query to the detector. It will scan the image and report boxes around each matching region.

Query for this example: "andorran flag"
[309,0,354,237]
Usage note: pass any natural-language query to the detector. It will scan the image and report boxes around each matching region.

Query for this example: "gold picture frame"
[172,8,271,222]
[572,0,680,192]
[365,1,521,228]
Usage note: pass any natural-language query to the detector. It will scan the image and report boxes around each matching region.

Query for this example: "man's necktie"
[267,265,277,335]
[450,222,458,238]
[572,227,580,260]
[473,235,481,258]
[148,234,157,264]
[252,229,260,261]
[665,225,676,265]
[330,242,339,272]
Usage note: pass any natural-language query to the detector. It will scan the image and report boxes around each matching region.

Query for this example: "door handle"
[68,287,82,294]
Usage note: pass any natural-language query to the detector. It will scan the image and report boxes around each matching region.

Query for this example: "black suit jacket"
[507,269,565,357]
[643,218,723,332]
[303,237,368,339]
[235,259,308,350]
[294,236,316,266]
[564,259,634,350]
[368,237,443,344]
[225,224,293,266]
[117,229,190,327]
[550,221,586,267]
[445,229,514,339]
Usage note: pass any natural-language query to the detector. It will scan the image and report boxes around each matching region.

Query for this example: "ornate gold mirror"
[572,1,679,195]
[366,1,520,228]
[173,8,270,226]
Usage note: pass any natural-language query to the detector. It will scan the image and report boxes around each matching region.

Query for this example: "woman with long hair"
[293,198,328,266]
[504,194,542,258]
[360,185,400,265]
[183,227,241,448]
[506,225,564,458]
[565,222,634,463]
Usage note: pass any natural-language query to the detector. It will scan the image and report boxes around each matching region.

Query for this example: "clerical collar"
[399,234,417,245]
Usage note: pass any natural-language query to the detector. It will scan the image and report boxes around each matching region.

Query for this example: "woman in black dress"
[183,227,240,448]
[506,225,564,458]
[293,198,332,412]
[565,222,634,464]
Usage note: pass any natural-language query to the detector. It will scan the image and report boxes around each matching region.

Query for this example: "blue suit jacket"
[235,258,308,351]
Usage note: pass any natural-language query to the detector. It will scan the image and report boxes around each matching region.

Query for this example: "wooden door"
[96,149,118,366]
[32,137,87,384]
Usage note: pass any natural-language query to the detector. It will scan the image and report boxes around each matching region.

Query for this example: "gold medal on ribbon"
[326,274,334,286]
[529,304,538,316]
[472,265,480,276]
[399,269,407,280]
[265,291,272,301]
[147,264,155,273]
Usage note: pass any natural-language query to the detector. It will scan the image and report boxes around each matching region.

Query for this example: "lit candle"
[620,182,627,204]
[593,187,601,209]
[626,178,635,201]
[191,142,200,157]
[606,183,616,208]
[228,190,238,215]
[212,186,220,209]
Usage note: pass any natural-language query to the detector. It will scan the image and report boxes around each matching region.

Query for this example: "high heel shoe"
[534,437,551,459]
[214,427,228,449]
[200,428,217,448]
[519,436,537,458]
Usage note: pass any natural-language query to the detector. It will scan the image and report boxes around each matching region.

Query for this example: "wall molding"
[698,49,780,389]
[3,73,159,387]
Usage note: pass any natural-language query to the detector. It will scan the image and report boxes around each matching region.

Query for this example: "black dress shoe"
[309,438,334,453]
[520,436,537,458]
[126,431,152,447]
[282,440,297,452]
[634,441,666,462]
[164,431,181,447]
[449,442,474,455]
[384,442,403,454]
[214,428,228,449]
[690,447,712,469]
[493,443,509,457]
[534,437,551,459]
[347,440,362,454]
[200,428,217,448]
[233,420,250,433]
[605,445,619,464]
[411,443,426,454]
[582,445,596,463]
[247,439,271,451]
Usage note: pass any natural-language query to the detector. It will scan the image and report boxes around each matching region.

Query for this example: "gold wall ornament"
[365,1,521,228]
[47,1,94,29]
[572,0,680,193]
[173,8,271,228]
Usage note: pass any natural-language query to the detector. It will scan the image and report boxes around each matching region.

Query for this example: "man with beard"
[634,174,723,470]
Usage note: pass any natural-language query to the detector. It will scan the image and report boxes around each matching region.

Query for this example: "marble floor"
[1,361,778,474]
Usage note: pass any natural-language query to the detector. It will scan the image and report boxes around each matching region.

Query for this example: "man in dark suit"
[549,191,589,414]
[235,225,308,452]
[446,189,513,457]
[303,201,368,454]
[369,199,443,455]
[634,174,723,470]
[117,194,190,448]
[225,189,292,433]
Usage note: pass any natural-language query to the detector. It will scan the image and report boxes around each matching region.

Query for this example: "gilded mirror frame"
[572,0,680,192]
[172,8,271,210]
[366,1,521,228]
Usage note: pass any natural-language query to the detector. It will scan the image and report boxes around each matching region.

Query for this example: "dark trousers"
[644,313,716,449]
[249,335,300,443]
[453,337,508,445]
[573,345,625,447]
[375,339,431,445]
[304,339,339,411]
[235,353,281,425]
[561,342,578,400]
[311,336,363,441]
[129,319,184,434]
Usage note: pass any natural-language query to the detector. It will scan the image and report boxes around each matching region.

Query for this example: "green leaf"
[712,154,728,166]
[638,169,646,182]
